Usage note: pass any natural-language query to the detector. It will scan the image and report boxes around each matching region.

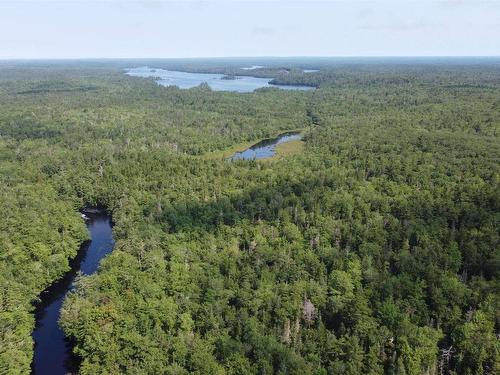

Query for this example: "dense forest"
[0,58,498,374]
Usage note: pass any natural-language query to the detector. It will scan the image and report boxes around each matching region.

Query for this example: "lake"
[125,67,314,92]
[241,65,264,70]
[231,132,302,160]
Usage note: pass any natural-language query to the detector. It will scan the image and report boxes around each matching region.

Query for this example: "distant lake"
[125,67,314,93]
[241,65,264,70]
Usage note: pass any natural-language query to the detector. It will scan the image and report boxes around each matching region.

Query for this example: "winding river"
[231,132,302,160]
[32,210,114,375]
[31,133,299,372]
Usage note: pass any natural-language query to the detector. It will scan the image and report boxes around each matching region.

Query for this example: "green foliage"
[0,143,87,374]
[0,59,499,374]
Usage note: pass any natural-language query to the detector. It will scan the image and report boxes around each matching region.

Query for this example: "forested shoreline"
[0,59,498,374]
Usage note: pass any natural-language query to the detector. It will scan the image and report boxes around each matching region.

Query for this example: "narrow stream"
[32,210,114,375]
[230,132,302,160]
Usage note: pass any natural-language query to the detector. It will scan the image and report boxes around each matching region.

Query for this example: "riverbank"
[32,210,114,375]
[264,138,305,160]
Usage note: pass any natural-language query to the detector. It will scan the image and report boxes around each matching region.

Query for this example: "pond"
[125,67,314,92]
[32,210,114,375]
[230,132,302,160]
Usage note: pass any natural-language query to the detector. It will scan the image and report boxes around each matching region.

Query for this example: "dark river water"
[231,132,302,160]
[32,210,114,375]
[125,66,314,92]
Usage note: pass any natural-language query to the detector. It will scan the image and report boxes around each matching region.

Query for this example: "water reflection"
[32,211,114,375]
[231,132,302,160]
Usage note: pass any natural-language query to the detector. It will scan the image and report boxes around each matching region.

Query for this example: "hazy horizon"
[1,1,499,59]
[2,56,500,62]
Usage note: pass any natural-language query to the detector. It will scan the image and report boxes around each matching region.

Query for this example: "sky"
[0,0,499,58]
